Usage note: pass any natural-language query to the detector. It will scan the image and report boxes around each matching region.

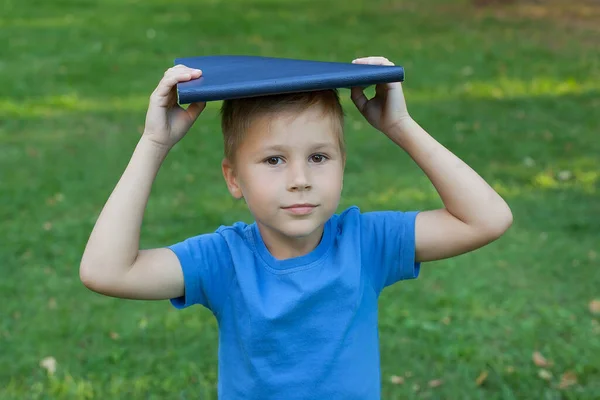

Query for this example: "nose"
[287,161,311,192]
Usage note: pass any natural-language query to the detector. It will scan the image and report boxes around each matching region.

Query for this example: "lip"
[282,204,318,215]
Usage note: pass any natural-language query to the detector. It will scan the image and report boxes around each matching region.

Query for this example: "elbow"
[79,262,112,294]
[483,205,514,240]
[79,262,99,291]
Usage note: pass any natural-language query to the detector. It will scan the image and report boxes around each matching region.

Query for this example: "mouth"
[281,204,318,215]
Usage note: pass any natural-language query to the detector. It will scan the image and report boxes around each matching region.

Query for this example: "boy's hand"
[142,65,206,149]
[350,56,411,135]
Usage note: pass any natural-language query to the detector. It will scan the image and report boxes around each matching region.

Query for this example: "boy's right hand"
[142,65,206,149]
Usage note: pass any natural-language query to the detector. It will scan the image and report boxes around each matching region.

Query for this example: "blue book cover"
[175,55,405,103]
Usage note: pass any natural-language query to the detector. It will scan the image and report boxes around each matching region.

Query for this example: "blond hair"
[220,90,345,164]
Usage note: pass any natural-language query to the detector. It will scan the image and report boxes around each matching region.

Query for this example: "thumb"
[350,87,368,113]
[185,101,206,121]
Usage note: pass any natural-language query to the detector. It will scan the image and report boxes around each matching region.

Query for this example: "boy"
[80,56,513,399]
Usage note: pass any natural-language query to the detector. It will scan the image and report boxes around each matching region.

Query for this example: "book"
[175,55,405,104]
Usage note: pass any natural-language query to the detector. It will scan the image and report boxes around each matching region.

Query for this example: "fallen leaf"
[43,222,53,231]
[26,147,39,157]
[139,317,148,329]
[21,250,33,260]
[441,316,451,325]
[454,122,468,131]
[428,379,443,388]
[557,170,572,181]
[475,370,488,386]
[523,156,536,167]
[533,351,551,367]
[538,369,552,381]
[558,371,577,389]
[48,298,57,309]
[40,357,57,375]
[592,319,600,334]
[109,332,120,340]
[589,299,600,314]
[390,375,404,384]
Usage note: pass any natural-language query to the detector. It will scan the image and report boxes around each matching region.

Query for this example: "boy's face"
[223,105,344,244]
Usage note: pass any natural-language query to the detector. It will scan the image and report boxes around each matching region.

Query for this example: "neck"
[257,224,324,260]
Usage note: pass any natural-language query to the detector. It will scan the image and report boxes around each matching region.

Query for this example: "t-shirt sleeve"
[360,210,421,294]
[167,232,233,316]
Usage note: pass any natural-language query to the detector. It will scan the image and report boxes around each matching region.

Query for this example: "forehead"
[244,106,339,150]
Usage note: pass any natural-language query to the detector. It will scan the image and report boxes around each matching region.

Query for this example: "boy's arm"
[387,118,513,262]
[351,56,512,263]
[79,65,206,299]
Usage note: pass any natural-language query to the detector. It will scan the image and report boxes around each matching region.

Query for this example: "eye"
[310,154,328,163]
[265,156,283,166]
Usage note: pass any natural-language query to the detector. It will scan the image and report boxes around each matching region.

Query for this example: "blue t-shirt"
[168,206,420,399]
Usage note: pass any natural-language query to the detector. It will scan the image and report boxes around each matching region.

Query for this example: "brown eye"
[266,157,282,165]
[310,154,326,163]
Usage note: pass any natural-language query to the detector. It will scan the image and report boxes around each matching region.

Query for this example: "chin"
[277,219,324,239]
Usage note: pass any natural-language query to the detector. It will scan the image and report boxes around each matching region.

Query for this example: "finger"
[352,56,394,66]
[353,59,394,66]
[185,101,207,121]
[169,64,198,72]
[165,65,202,77]
[354,56,390,62]
[163,67,202,83]
[153,70,202,99]
[166,86,179,108]
[350,87,369,113]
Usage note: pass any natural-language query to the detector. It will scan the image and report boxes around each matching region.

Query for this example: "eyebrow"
[260,142,337,153]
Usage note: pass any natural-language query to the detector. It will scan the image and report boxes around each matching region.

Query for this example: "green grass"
[1,0,599,398]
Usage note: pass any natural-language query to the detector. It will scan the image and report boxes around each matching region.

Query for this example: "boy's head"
[220,90,346,243]
[220,90,345,166]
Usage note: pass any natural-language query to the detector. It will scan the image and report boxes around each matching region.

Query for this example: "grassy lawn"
[1,0,599,398]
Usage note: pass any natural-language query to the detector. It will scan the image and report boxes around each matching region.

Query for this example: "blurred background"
[1,0,599,398]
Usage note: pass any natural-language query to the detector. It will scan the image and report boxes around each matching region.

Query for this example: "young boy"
[80,56,512,399]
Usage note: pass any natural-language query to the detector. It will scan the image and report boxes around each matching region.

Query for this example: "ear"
[341,154,346,191]
[221,158,244,199]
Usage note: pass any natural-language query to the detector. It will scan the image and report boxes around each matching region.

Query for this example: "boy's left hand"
[350,56,411,135]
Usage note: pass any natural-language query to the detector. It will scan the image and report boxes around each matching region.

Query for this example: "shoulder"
[215,221,254,241]
[329,206,364,237]
[332,206,419,234]
[332,205,404,225]
[171,221,254,252]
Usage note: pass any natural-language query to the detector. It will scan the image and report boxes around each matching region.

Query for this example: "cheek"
[240,168,280,201]
[316,165,344,194]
